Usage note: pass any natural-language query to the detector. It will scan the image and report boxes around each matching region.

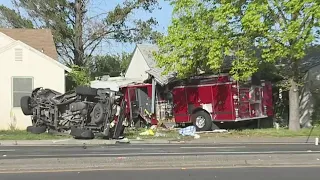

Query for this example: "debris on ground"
[195,129,228,134]
[115,138,130,144]
[179,126,196,136]
[178,126,200,139]
[139,129,155,136]
[155,132,166,137]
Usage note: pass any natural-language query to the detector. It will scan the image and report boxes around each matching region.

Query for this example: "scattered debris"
[116,157,126,160]
[115,138,130,144]
[195,129,228,134]
[139,129,155,136]
[194,134,200,139]
[178,126,200,139]
[150,125,158,130]
[155,132,166,137]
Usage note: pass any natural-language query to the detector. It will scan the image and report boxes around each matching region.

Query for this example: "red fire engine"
[170,74,273,131]
[108,74,273,131]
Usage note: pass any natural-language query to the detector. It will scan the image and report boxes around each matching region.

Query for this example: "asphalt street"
[0,143,320,159]
[0,167,319,180]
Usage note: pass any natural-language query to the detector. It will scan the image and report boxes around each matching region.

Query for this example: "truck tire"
[70,127,95,139]
[192,110,212,131]
[91,103,105,124]
[20,96,33,115]
[26,126,47,134]
[75,86,97,96]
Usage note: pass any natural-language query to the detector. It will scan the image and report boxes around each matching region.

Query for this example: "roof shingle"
[0,28,58,60]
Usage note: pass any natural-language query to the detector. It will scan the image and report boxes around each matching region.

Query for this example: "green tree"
[0,5,33,28]
[66,65,91,90]
[0,0,162,66]
[154,0,320,131]
[88,52,131,78]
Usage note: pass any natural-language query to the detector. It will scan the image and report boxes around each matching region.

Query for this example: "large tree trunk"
[74,0,85,66]
[288,79,300,131]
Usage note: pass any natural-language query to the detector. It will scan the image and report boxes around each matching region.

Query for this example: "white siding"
[125,48,150,80]
[0,33,14,48]
[0,44,66,130]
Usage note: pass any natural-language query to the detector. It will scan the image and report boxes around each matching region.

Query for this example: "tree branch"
[274,0,288,25]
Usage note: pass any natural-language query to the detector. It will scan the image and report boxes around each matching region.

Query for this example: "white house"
[0,28,71,130]
[125,44,176,86]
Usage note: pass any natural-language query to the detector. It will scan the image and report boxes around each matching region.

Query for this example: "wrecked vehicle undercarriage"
[20,86,127,139]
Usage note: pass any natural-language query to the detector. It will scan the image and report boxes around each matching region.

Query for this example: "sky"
[0,0,173,54]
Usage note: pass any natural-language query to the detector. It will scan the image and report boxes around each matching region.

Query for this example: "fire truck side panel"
[262,81,274,116]
[238,88,251,119]
[172,82,236,123]
[185,85,213,119]
[212,83,235,121]
[172,87,189,123]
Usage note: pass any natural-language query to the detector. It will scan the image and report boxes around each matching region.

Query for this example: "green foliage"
[66,53,131,91]
[0,5,33,28]
[0,0,161,66]
[67,65,91,90]
[88,52,132,78]
[155,0,320,82]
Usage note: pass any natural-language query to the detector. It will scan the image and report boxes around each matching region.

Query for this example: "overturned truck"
[20,86,126,139]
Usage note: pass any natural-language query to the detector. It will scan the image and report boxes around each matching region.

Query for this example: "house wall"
[0,33,14,48]
[125,48,150,80]
[0,44,66,130]
[299,65,320,127]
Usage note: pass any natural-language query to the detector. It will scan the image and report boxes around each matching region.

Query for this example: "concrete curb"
[0,136,318,146]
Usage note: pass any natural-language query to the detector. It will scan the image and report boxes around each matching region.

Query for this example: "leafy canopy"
[154,0,320,81]
[0,0,161,66]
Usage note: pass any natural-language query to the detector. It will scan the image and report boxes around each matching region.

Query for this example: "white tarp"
[90,76,145,91]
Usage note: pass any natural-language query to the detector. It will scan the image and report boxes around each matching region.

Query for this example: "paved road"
[1,143,320,159]
[0,167,319,180]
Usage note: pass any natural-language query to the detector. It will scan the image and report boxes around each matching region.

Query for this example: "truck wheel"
[192,110,213,131]
[26,126,47,134]
[71,128,95,139]
[91,103,105,124]
[20,96,33,115]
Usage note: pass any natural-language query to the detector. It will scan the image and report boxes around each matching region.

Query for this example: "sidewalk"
[0,136,317,146]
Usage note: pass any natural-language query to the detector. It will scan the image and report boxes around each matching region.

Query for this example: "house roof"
[0,28,58,60]
[0,37,71,72]
[136,44,176,86]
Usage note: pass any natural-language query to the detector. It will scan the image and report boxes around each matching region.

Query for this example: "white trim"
[0,41,17,53]
[234,116,268,121]
[0,34,71,72]
[0,32,15,41]
[173,82,233,89]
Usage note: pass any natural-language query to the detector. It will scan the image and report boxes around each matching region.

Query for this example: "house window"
[15,48,23,61]
[12,77,33,107]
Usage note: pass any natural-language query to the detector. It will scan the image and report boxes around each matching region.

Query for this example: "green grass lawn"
[225,127,320,137]
[0,126,319,140]
[124,126,320,140]
[0,130,70,140]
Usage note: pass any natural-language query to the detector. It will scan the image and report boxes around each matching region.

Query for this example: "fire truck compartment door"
[136,88,152,114]
[172,88,188,115]
[238,88,250,118]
